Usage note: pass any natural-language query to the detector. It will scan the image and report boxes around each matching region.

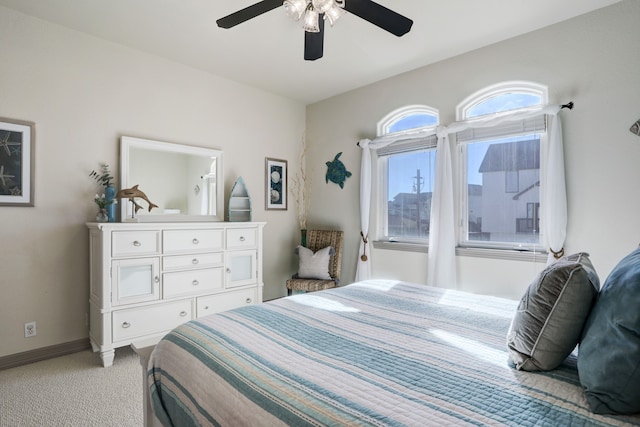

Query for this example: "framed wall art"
[0,117,35,207]
[265,157,287,210]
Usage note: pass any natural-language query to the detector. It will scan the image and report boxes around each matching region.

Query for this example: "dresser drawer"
[163,252,224,271]
[112,230,160,257]
[163,229,224,254]
[163,267,224,298]
[112,300,192,342]
[226,228,257,250]
[196,287,257,317]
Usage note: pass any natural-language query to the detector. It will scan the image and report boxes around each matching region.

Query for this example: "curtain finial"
[630,118,640,136]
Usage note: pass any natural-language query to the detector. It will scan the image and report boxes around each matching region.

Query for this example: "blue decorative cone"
[105,185,117,222]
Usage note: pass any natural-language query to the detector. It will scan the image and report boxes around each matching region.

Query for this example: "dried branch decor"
[290,135,310,230]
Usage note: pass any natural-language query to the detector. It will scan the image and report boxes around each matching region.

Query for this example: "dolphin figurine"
[116,185,158,214]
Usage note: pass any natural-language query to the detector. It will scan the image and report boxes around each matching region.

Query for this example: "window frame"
[374,105,439,245]
[456,82,548,252]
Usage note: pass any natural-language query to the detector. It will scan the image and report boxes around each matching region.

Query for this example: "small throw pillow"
[507,252,599,371]
[297,245,334,280]
[578,247,640,415]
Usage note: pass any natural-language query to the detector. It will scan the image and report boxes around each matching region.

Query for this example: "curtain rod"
[356,101,575,146]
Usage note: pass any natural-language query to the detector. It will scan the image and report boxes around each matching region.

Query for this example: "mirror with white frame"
[119,136,224,222]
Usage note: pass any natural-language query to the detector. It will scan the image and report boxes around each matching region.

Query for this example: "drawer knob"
[133,241,141,247]
[122,322,131,328]
[192,238,199,245]
[179,311,188,317]
[192,258,199,265]
[239,236,245,242]
[192,280,199,286]
[154,276,160,283]
[204,305,209,310]
[226,268,231,274]
[245,298,252,304]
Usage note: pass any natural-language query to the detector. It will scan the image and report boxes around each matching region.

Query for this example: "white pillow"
[297,245,333,280]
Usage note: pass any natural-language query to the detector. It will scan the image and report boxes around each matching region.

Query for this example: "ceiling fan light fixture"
[324,4,345,26]
[217,0,413,60]
[311,0,334,14]
[302,8,320,33]
[283,0,307,21]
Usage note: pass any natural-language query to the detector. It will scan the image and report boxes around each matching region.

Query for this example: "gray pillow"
[296,245,334,280]
[507,252,599,371]
[578,247,640,414]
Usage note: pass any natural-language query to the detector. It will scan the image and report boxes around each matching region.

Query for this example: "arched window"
[456,81,548,250]
[375,106,439,243]
[458,81,545,119]
[378,105,439,135]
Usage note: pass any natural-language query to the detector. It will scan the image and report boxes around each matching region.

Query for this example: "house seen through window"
[377,106,438,243]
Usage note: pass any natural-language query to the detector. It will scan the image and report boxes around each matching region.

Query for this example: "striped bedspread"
[148,280,640,426]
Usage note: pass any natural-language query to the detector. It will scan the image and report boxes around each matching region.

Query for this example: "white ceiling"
[0,0,622,104]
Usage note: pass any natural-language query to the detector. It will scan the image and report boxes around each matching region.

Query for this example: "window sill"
[373,241,547,262]
[457,247,547,262]
[373,241,428,253]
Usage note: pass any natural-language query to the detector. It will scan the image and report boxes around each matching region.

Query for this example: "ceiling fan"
[216,0,413,61]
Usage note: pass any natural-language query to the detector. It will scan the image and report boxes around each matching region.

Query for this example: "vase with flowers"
[90,164,117,222]
[94,194,111,222]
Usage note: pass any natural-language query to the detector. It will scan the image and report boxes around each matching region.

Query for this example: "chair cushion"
[297,245,333,280]
[286,278,336,293]
[507,252,599,371]
[577,247,640,414]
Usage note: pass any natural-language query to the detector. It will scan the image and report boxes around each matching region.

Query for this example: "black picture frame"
[0,117,35,207]
[265,157,287,210]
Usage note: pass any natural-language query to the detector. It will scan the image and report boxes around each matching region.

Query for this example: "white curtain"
[356,138,372,281]
[542,112,567,264]
[357,104,567,283]
[427,128,456,287]
[357,130,438,281]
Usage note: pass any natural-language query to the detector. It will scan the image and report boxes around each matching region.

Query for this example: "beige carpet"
[0,346,142,427]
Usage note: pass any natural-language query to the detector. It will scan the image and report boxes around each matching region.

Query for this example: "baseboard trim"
[0,338,91,371]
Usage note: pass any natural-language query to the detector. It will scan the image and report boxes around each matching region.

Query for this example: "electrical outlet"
[24,321,36,338]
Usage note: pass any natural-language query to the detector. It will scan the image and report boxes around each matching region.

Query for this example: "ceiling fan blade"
[304,16,325,61]
[217,0,283,29]
[343,0,413,37]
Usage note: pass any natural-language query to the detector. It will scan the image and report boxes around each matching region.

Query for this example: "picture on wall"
[265,157,287,210]
[0,117,35,207]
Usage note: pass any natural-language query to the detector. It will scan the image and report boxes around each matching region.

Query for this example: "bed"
[143,280,640,426]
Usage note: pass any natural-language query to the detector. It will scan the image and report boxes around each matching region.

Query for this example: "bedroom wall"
[0,7,304,358]
[305,0,640,299]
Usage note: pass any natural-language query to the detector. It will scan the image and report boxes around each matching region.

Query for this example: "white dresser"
[87,221,265,367]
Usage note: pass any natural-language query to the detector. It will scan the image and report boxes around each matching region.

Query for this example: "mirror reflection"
[120,136,224,222]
